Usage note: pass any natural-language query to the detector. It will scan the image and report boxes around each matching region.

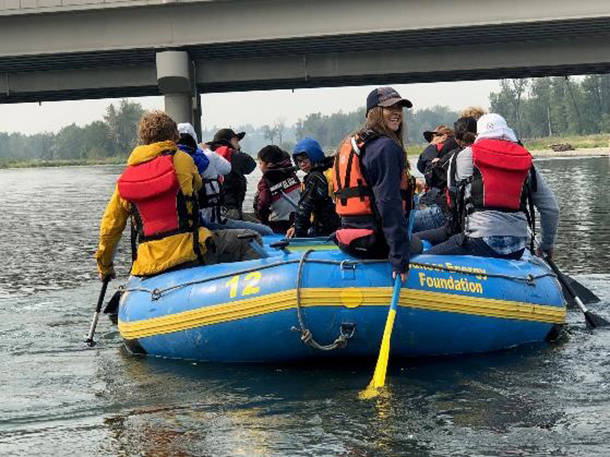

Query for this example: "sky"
[0,80,501,135]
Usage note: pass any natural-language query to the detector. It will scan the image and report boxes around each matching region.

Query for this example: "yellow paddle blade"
[359,308,397,400]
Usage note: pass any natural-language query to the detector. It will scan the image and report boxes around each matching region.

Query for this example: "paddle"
[556,269,600,308]
[527,229,599,306]
[84,276,111,347]
[543,256,609,328]
[360,275,403,399]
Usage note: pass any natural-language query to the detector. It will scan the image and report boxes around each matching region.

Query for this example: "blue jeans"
[425,233,524,259]
[205,218,274,236]
[413,204,446,233]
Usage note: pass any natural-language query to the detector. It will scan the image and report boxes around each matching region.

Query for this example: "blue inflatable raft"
[117,238,565,362]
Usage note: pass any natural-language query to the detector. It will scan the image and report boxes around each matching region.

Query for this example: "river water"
[1,157,609,456]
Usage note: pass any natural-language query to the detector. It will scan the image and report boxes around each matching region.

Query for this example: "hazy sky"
[0,79,500,135]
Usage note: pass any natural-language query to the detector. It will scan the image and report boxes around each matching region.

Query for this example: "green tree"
[82,121,111,158]
[53,124,85,159]
[104,99,144,156]
[29,132,55,160]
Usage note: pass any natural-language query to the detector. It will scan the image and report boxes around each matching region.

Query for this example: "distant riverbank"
[2,142,609,169]
[0,157,127,169]
[530,147,610,158]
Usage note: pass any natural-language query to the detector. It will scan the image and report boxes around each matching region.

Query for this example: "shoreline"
[530,147,610,158]
[1,148,609,170]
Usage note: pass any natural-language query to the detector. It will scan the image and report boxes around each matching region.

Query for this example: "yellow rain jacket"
[94,141,212,277]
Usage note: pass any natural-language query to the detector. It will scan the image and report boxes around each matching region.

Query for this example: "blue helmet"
[293,137,325,165]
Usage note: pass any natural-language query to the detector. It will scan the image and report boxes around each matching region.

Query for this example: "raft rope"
[121,257,556,299]
[292,249,355,351]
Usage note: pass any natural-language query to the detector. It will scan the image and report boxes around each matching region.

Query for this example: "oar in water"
[543,256,609,328]
[360,275,403,400]
[527,229,599,306]
[84,277,111,347]
[556,269,600,308]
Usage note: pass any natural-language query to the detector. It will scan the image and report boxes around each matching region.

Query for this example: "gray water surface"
[1,158,609,456]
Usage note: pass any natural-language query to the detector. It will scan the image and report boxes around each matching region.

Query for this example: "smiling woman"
[333,86,421,282]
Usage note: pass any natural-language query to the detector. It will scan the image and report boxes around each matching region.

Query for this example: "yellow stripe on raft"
[118,287,566,340]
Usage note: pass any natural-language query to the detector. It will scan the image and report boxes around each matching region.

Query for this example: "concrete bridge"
[2,0,610,134]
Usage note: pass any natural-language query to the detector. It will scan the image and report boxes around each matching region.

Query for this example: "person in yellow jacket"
[95,111,261,280]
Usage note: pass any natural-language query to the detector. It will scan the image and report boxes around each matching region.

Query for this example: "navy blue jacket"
[361,136,411,274]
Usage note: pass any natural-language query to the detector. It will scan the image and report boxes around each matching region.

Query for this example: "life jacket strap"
[334,183,373,201]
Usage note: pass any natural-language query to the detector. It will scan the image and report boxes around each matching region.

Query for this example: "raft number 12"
[226,272,262,298]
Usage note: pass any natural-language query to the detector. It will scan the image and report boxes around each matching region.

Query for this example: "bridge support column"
[156,51,199,133]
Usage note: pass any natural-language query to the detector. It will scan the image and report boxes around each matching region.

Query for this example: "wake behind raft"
[114,237,565,362]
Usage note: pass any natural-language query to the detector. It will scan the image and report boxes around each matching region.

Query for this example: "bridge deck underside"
[1,16,610,103]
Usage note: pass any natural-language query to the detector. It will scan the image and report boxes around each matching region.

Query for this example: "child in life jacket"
[286,137,340,238]
[254,145,301,233]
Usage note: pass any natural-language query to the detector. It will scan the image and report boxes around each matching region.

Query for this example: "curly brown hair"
[459,106,487,121]
[138,111,179,145]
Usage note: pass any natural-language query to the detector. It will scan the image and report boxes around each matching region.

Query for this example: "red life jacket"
[117,152,193,242]
[468,139,533,212]
[215,145,233,163]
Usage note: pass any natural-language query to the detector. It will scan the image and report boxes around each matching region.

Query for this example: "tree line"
[0,100,459,164]
[201,105,459,154]
[490,75,610,139]
[5,75,610,164]
[0,99,144,163]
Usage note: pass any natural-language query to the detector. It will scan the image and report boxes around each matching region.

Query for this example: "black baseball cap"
[423,125,453,143]
[208,128,246,147]
[366,87,413,114]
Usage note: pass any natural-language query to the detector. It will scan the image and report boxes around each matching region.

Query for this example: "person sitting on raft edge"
[286,137,340,238]
[332,86,423,282]
[421,113,559,260]
[94,111,263,281]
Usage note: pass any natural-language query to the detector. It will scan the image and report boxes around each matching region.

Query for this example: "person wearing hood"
[286,137,340,238]
[207,128,257,222]
[423,113,559,260]
[178,123,273,236]
[255,145,301,233]
[175,123,210,177]
[94,111,262,280]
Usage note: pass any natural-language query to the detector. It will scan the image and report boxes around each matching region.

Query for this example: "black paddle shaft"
[84,277,111,347]
[545,257,610,329]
